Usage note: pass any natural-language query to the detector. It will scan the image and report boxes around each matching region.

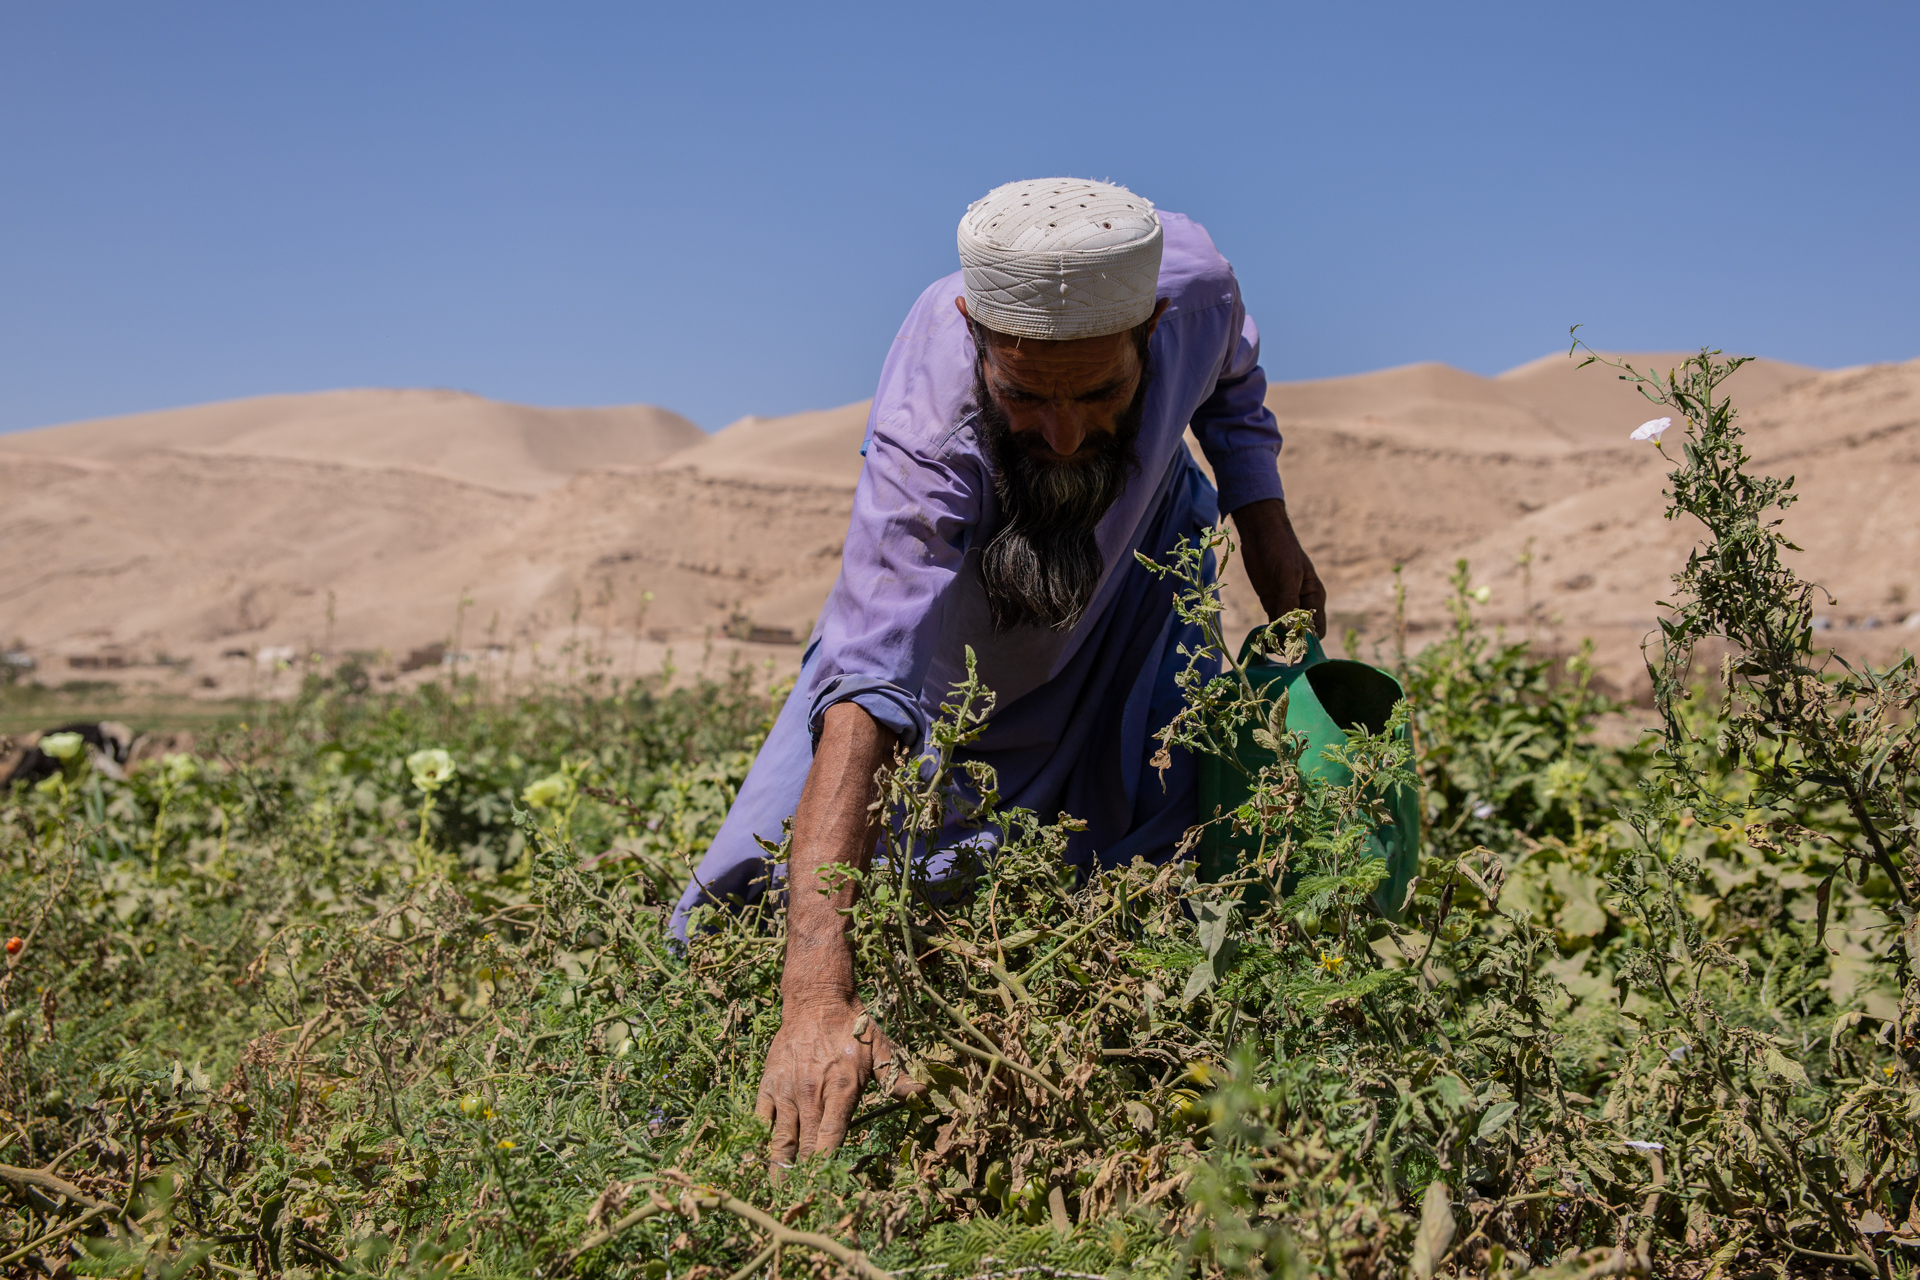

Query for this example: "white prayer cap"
[957,178,1163,341]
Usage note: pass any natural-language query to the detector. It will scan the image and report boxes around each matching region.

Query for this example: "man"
[671,179,1325,1169]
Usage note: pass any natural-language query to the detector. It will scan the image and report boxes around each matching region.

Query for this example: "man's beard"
[973,349,1149,634]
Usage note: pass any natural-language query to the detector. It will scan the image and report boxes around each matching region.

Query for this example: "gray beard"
[973,358,1147,634]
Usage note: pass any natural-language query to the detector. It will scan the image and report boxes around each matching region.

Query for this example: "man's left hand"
[1231,498,1327,636]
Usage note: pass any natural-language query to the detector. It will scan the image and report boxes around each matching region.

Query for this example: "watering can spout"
[1195,629,1422,921]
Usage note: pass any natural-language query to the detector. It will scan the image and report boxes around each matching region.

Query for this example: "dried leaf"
[585,1179,632,1229]
[1815,871,1835,949]
[1266,687,1290,740]
[1409,1180,1455,1279]
[1048,1185,1071,1233]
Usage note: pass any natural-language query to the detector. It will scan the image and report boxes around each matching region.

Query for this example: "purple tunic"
[671,213,1284,938]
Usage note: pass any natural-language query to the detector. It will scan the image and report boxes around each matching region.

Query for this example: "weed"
[3,344,1916,1277]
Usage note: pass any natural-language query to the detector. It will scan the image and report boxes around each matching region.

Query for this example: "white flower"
[1469,586,1492,604]
[39,732,86,762]
[407,748,456,791]
[520,772,573,809]
[1472,802,1496,820]
[1630,417,1672,443]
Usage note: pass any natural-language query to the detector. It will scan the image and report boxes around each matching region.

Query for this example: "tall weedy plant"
[1577,334,1920,1273]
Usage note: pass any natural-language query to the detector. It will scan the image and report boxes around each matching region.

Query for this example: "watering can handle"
[1236,624,1327,670]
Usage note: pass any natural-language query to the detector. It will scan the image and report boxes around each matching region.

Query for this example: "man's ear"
[1143,297,1171,339]
[955,296,971,321]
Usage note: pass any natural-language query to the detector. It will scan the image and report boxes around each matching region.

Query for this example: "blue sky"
[2,2,1915,433]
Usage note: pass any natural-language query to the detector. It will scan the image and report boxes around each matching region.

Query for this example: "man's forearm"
[1229,497,1328,634]
[782,701,897,1000]
[1231,498,1295,619]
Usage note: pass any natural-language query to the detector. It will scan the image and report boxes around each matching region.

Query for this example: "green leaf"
[1478,1100,1518,1139]
[1570,1141,1617,1186]
[1194,896,1235,960]
[1181,958,1215,1002]
[1762,1047,1810,1089]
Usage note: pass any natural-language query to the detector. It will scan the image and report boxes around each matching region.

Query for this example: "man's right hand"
[755,990,922,1173]
[758,701,920,1176]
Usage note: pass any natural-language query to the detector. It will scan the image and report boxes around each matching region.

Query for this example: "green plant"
[1567,338,1920,1272]
[5,341,1917,1278]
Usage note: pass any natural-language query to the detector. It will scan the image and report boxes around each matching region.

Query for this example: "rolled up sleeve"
[806,415,978,753]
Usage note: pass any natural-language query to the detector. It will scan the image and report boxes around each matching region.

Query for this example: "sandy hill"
[0,388,704,494]
[0,390,862,694]
[0,351,1911,703]
[1246,353,1818,586]
[657,403,870,488]
[1374,357,1920,692]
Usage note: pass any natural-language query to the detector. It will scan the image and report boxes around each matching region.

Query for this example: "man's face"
[957,297,1167,633]
[956,297,1167,463]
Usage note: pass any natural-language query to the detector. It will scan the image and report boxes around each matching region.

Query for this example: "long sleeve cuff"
[1210,444,1285,514]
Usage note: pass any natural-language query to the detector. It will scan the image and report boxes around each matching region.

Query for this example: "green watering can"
[1195,630,1421,922]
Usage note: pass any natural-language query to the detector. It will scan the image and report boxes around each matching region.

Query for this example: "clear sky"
[2,2,1915,434]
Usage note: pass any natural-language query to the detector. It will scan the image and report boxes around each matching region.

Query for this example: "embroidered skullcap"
[957,178,1163,341]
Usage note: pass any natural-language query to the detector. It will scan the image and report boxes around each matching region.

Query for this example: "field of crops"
[5,351,1918,1280]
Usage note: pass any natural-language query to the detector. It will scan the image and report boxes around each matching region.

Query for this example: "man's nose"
[1033,406,1086,458]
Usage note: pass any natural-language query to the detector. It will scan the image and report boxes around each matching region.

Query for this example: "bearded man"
[670,179,1326,1169]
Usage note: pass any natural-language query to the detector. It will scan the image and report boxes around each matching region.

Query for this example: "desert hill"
[656,403,870,489]
[0,351,1912,703]
[0,390,865,694]
[1379,357,1920,684]
[0,388,704,494]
